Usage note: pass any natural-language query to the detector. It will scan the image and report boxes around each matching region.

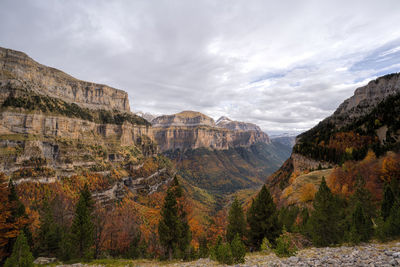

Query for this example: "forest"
[1,149,400,265]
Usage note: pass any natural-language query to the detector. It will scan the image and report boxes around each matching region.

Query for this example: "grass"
[281,169,333,205]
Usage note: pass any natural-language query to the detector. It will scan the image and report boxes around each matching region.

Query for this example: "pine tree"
[350,202,373,244]
[198,236,209,258]
[231,233,246,263]
[382,184,395,221]
[158,177,191,260]
[0,175,30,263]
[385,200,400,237]
[226,197,246,243]
[70,183,94,259]
[37,198,61,256]
[4,231,34,267]
[247,185,281,250]
[308,177,342,246]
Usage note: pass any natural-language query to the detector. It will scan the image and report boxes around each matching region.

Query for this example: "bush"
[231,234,246,263]
[260,237,272,252]
[216,243,233,265]
[274,230,297,258]
[4,232,34,267]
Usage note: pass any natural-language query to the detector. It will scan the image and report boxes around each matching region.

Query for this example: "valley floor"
[45,240,400,267]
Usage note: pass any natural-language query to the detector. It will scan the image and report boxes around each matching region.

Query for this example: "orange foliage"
[327,131,377,153]
[299,183,317,202]
[0,174,31,260]
[381,152,400,182]
[327,152,400,201]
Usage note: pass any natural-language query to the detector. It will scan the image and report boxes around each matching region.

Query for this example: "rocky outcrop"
[0,111,151,146]
[331,73,400,126]
[151,112,270,151]
[216,116,262,132]
[152,111,215,127]
[0,47,130,111]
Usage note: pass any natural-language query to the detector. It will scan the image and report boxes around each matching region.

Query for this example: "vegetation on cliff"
[1,89,150,126]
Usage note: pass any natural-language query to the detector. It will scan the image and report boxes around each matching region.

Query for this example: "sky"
[1,0,400,135]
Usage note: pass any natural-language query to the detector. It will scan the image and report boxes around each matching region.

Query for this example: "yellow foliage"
[299,183,317,203]
[281,185,293,199]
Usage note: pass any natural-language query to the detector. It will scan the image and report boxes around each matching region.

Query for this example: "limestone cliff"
[151,111,270,151]
[0,47,130,111]
[216,116,262,132]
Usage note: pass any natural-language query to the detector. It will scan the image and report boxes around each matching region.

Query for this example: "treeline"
[2,170,400,265]
[1,90,150,126]
[294,93,400,164]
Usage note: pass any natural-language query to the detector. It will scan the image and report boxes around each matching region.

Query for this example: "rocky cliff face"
[0,47,130,111]
[151,112,270,151]
[216,116,262,132]
[152,111,216,127]
[330,73,400,126]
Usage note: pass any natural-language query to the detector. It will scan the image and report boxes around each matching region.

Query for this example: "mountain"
[151,111,271,151]
[0,46,292,247]
[135,111,157,122]
[270,133,298,148]
[267,73,400,207]
[216,116,262,132]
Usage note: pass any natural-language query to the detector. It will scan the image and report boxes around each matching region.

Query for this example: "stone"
[34,257,57,264]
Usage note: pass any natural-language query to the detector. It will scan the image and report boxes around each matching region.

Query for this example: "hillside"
[0,46,292,259]
[267,73,400,207]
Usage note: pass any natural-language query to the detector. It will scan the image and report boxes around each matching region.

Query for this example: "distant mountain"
[216,116,262,132]
[151,111,271,151]
[270,133,298,148]
[135,111,157,123]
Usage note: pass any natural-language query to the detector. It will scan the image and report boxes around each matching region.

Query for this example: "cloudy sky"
[1,0,400,134]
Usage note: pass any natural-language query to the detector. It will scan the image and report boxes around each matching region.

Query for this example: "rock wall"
[0,47,130,112]
[152,125,270,151]
[332,73,400,124]
[0,111,151,146]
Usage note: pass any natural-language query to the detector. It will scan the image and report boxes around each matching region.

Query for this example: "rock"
[34,257,57,264]
[0,47,130,112]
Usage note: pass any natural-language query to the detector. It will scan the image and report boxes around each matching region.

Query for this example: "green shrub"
[231,234,246,263]
[4,232,34,267]
[274,230,297,258]
[216,243,233,265]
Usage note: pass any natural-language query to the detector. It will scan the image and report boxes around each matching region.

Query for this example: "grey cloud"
[1,0,400,134]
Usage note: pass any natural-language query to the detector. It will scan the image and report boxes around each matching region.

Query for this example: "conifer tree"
[308,177,342,246]
[71,183,94,259]
[158,177,191,260]
[247,185,281,249]
[350,202,373,244]
[198,235,209,258]
[37,198,61,256]
[382,184,395,221]
[0,176,30,263]
[226,197,246,243]
[4,231,34,267]
[231,233,246,263]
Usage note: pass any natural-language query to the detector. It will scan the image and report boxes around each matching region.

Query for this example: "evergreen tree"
[4,231,34,267]
[308,177,342,246]
[198,236,209,258]
[3,179,31,260]
[226,197,246,243]
[350,202,373,244]
[70,184,94,259]
[231,233,246,263]
[158,177,191,260]
[36,198,61,256]
[382,184,395,221]
[247,185,281,249]
[385,200,400,237]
